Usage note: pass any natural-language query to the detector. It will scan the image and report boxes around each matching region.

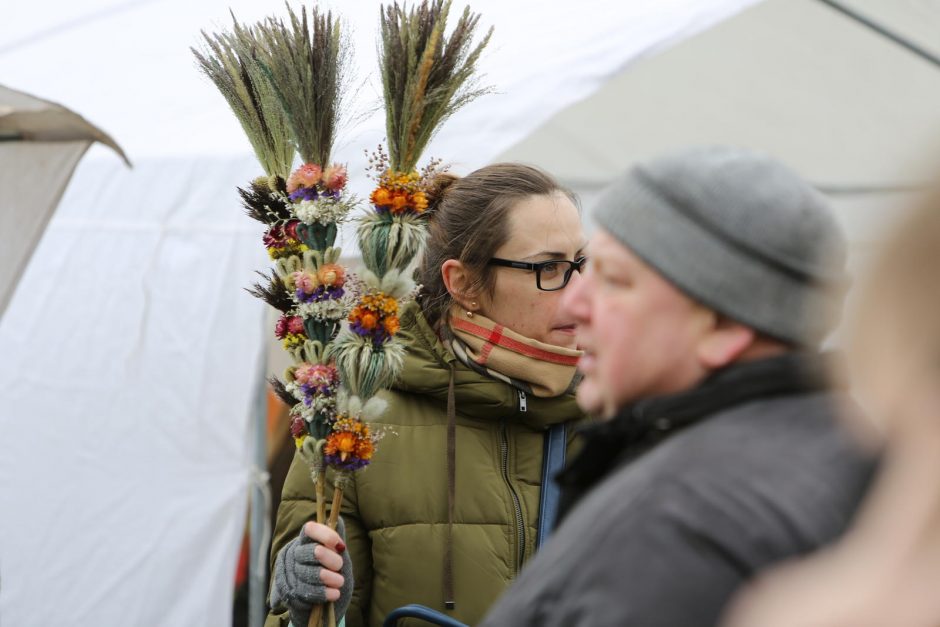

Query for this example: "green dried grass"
[192,14,295,179]
[379,0,493,172]
[253,4,351,166]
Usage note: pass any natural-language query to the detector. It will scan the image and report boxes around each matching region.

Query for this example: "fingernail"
[336,541,346,553]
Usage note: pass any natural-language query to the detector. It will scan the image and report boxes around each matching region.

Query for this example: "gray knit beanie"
[592,146,848,347]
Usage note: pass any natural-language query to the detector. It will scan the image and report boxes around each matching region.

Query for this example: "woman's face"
[476,192,586,349]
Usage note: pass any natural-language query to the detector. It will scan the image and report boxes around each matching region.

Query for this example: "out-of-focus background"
[2,1,939,625]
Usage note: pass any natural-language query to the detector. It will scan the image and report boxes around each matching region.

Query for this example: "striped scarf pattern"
[447,306,582,398]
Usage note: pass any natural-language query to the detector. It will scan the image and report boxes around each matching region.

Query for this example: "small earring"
[466,310,474,318]
[466,301,477,318]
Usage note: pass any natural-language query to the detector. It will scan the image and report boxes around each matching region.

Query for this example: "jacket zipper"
[518,390,527,412]
[499,417,526,572]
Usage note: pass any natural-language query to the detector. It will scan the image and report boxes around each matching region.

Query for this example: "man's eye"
[603,273,631,288]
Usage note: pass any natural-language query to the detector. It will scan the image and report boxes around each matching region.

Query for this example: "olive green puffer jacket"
[266,302,586,627]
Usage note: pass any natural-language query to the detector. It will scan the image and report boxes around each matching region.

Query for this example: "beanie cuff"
[592,170,843,346]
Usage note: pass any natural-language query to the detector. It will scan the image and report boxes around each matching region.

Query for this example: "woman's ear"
[696,314,756,369]
[441,259,477,309]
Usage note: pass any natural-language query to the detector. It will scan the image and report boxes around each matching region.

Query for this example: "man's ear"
[441,259,477,309]
[697,314,756,369]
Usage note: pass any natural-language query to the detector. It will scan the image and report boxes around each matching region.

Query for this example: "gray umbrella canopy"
[0,84,128,319]
[497,0,940,255]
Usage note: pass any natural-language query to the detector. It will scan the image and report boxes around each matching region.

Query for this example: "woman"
[722,186,940,627]
[266,163,589,627]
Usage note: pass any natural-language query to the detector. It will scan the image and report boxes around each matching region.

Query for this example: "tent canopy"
[0,84,129,158]
[0,84,128,318]
[498,0,940,251]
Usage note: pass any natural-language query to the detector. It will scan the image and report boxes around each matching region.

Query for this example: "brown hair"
[417,162,578,330]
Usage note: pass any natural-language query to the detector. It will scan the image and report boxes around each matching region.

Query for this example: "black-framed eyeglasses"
[488,256,587,291]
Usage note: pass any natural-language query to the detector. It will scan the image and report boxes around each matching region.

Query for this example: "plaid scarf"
[447,306,582,398]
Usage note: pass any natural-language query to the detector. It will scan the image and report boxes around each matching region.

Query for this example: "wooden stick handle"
[316,470,327,525]
[324,486,346,627]
[307,485,346,627]
[307,604,325,627]
[327,485,344,530]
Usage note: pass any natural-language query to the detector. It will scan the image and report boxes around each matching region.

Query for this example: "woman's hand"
[299,521,348,601]
[271,518,354,624]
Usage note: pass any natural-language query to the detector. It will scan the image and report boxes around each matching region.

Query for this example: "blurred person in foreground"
[480,146,876,627]
[723,185,940,627]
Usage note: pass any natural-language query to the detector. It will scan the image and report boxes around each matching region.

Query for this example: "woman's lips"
[552,324,577,335]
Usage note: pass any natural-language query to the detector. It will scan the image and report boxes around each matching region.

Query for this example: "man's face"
[561,229,713,418]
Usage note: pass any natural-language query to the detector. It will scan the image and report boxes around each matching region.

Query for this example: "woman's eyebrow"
[521,251,568,261]
[522,242,591,261]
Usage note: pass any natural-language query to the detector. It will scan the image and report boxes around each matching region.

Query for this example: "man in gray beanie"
[480,146,875,627]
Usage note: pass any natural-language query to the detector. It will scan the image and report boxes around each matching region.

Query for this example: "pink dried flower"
[263,225,287,248]
[284,220,300,241]
[293,363,317,385]
[287,163,322,193]
[294,363,338,393]
[322,164,348,192]
[275,315,289,339]
[292,271,318,294]
[287,316,305,335]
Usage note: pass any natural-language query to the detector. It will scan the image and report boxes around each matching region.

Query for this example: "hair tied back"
[424,172,461,216]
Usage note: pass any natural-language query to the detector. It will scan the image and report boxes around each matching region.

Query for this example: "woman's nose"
[560,266,590,321]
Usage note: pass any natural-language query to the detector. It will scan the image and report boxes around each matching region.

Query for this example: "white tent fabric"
[0,155,267,625]
[0,0,760,168]
[498,0,940,254]
[0,1,760,625]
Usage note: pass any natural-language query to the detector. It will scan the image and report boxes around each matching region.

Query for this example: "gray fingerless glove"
[271,518,354,626]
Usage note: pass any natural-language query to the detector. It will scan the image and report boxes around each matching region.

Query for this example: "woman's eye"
[540,262,561,276]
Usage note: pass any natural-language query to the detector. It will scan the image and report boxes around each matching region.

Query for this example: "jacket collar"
[555,352,835,521]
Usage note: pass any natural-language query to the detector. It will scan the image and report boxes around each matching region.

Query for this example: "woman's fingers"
[318,566,345,592]
[314,543,345,572]
[302,521,346,553]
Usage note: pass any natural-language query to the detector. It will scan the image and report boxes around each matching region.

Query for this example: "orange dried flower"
[355,437,374,460]
[412,191,429,212]
[371,187,392,207]
[360,312,378,330]
[391,193,408,213]
[325,432,358,461]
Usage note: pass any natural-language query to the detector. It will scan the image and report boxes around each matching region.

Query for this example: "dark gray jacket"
[481,353,875,627]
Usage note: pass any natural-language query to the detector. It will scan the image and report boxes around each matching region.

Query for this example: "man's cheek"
[576,378,604,414]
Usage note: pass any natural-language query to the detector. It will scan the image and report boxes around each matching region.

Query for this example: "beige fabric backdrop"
[0,84,127,318]
[0,140,90,316]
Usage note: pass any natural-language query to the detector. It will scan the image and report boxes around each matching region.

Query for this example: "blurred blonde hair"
[848,185,940,430]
